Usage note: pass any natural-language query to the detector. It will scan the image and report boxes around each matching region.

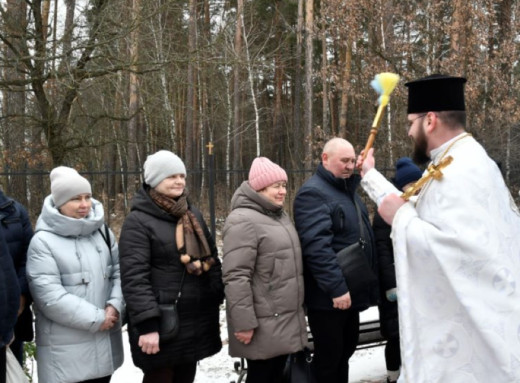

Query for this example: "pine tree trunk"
[233,0,244,188]
[293,0,304,168]
[127,0,141,190]
[304,0,314,169]
[2,0,28,203]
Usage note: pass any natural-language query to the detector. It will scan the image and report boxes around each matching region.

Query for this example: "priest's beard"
[412,126,430,165]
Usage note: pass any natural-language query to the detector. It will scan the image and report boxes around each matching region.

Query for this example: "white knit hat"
[50,166,92,207]
[143,150,186,188]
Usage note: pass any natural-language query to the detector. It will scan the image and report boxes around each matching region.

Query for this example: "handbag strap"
[174,269,187,304]
[352,196,367,249]
[97,224,112,258]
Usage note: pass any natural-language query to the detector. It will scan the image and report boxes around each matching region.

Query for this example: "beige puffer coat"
[223,181,307,360]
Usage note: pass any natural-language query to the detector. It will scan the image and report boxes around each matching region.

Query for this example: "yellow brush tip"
[378,72,400,95]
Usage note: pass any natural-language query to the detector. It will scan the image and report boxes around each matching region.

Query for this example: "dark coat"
[119,185,224,373]
[0,191,34,342]
[0,226,20,348]
[293,164,378,311]
[372,211,399,340]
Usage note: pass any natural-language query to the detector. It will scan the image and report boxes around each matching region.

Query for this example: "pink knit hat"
[248,157,288,191]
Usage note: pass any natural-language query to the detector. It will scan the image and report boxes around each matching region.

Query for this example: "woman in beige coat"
[222,157,307,383]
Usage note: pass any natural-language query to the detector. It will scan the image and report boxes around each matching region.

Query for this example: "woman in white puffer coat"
[27,167,123,383]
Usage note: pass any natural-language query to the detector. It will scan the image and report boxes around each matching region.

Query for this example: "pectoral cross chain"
[400,155,453,201]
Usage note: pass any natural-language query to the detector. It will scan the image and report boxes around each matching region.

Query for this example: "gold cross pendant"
[400,155,454,201]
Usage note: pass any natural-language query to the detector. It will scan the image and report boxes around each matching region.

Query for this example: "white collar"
[429,132,470,163]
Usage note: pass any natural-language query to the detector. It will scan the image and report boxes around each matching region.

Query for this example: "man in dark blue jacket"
[0,190,34,365]
[294,137,377,383]
[0,225,21,383]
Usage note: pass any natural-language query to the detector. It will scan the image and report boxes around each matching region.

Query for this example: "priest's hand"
[356,148,375,177]
[378,193,406,224]
[332,292,351,310]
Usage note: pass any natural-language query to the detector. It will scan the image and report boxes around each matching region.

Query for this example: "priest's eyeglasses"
[407,113,427,132]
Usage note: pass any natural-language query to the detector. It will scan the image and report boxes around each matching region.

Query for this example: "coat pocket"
[331,206,345,233]
[268,257,285,292]
[60,272,89,297]
[61,272,90,286]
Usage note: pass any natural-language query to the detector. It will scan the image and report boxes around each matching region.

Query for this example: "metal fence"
[2,163,518,240]
[1,163,392,237]
[0,165,324,239]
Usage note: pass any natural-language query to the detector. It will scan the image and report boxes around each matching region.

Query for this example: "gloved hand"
[386,288,397,302]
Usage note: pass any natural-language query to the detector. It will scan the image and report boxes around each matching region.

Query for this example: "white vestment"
[361,133,520,383]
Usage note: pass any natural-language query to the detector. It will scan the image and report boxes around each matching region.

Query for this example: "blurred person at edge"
[27,166,123,383]
[222,157,307,383]
[119,150,224,383]
[293,138,378,383]
[372,157,422,383]
[0,188,34,366]
[358,74,520,382]
[0,225,20,383]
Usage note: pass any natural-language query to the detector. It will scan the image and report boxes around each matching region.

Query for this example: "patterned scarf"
[149,188,212,271]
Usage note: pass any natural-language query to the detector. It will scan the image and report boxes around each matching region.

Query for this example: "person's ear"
[425,112,437,134]
[321,152,328,164]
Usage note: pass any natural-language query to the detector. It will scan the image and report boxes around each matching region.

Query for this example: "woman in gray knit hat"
[26,166,124,383]
[119,150,223,383]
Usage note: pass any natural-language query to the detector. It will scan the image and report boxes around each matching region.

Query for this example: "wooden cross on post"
[206,141,214,155]
[401,155,454,201]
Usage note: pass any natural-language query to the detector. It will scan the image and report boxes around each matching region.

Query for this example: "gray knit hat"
[143,150,186,188]
[50,166,92,207]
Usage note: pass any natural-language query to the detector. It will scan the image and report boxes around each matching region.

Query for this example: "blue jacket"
[0,191,34,341]
[293,163,378,311]
[0,226,21,347]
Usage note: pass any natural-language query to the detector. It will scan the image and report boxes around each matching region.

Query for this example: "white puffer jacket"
[27,195,123,383]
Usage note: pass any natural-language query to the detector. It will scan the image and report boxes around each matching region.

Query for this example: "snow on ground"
[28,307,387,382]
[111,306,388,383]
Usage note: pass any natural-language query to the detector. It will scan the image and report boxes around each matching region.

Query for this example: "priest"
[358,74,520,382]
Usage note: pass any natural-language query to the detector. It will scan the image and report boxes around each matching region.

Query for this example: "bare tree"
[293,0,304,168]
[1,0,27,202]
[128,0,141,189]
[321,25,330,136]
[241,5,260,157]
[185,0,197,173]
[233,0,244,187]
[304,0,314,169]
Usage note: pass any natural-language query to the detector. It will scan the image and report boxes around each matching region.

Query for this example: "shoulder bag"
[336,198,378,310]
[283,347,317,383]
[158,269,186,343]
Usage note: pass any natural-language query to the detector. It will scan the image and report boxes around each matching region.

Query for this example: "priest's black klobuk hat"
[405,74,467,114]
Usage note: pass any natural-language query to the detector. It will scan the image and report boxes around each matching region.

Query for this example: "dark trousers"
[78,376,111,383]
[385,336,401,372]
[246,354,287,383]
[307,308,360,383]
[1,346,6,383]
[142,362,197,383]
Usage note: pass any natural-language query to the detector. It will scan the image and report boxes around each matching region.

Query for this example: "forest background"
[1,0,519,232]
